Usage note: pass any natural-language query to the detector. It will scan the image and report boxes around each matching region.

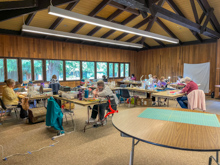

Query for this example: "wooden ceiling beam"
[100,14,138,38]
[49,1,79,30]
[155,39,165,47]
[200,8,213,34]
[108,1,140,15]
[166,0,203,42]
[0,0,78,22]
[197,0,220,32]
[190,0,200,24]
[114,15,152,40]
[0,0,37,11]
[128,0,165,46]
[156,17,182,44]
[199,12,205,24]
[25,12,36,25]
[87,8,123,36]
[69,0,111,34]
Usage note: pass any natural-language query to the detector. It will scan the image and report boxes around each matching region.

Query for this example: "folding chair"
[0,98,18,124]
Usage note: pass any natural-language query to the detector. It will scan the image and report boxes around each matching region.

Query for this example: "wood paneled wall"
[0,34,219,96]
[0,34,136,93]
[136,43,217,94]
[215,39,220,98]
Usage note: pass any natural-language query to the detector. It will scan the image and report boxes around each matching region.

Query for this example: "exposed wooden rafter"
[0,0,78,22]
[67,0,112,37]
[108,1,140,15]
[101,14,138,38]
[87,8,124,36]
[190,0,200,24]
[114,16,152,41]
[166,0,203,42]
[49,1,79,30]
[197,0,220,33]
[200,8,214,34]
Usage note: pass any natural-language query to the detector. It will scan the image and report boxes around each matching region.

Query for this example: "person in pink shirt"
[131,74,136,81]
[177,77,198,108]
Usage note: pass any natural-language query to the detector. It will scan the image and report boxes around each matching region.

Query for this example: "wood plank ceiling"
[0,0,220,50]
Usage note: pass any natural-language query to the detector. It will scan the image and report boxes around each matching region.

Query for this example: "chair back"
[120,89,130,98]
[187,89,206,111]
[49,83,60,95]
[0,98,7,110]
[120,84,127,87]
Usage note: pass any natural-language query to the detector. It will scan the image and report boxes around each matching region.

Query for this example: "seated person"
[177,77,198,109]
[102,75,108,82]
[2,79,27,118]
[86,80,116,125]
[177,75,185,85]
[157,76,167,88]
[131,74,136,81]
[49,75,60,95]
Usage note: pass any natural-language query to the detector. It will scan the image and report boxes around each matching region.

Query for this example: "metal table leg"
[129,138,139,165]
[167,99,169,107]
[84,106,91,132]
[209,151,220,165]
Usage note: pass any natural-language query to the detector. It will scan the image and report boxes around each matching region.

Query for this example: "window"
[66,61,80,80]
[82,62,94,79]
[0,59,4,82]
[34,60,43,81]
[22,59,32,81]
[114,63,119,78]
[7,59,18,81]
[46,60,63,81]
[125,63,129,77]
[97,62,107,79]
[120,63,124,77]
[109,63,113,78]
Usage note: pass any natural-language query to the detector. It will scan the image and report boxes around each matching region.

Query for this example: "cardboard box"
[142,98,152,107]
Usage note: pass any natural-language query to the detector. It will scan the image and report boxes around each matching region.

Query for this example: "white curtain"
[183,62,210,93]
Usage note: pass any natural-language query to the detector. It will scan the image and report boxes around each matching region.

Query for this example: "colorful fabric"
[46,97,64,131]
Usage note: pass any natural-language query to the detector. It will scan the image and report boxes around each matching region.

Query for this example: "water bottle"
[84,88,89,98]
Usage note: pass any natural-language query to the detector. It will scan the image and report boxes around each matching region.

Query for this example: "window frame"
[33,59,44,82]
[21,58,33,82]
[65,60,81,81]
[6,58,19,82]
[96,61,108,79]
[82,61,95,80]
[0,56,131,83]
[125,63,130,78]
[0,58,5,83]
[45,59,64,82]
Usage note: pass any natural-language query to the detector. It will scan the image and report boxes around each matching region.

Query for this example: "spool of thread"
[84,89,89,98]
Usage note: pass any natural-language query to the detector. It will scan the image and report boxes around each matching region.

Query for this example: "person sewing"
[86,80,116,125]
[49,75,60,95]
[2,79,27,118]
[157,76,167,88]
[177,77,198,109]
[131,74,136,81]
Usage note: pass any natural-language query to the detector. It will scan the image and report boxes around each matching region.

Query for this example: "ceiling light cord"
[50,0,53,6]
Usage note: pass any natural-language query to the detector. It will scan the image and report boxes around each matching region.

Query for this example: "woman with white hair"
[86,80,116,125]
[177,77,198,108]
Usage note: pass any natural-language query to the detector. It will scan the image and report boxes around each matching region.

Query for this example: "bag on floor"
[28,107,47,124]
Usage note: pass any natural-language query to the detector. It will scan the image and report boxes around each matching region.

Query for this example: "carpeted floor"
[0,97,220,165]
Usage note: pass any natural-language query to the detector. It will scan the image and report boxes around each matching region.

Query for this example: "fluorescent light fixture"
[48,6,179,44]
[22,25,143,48]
